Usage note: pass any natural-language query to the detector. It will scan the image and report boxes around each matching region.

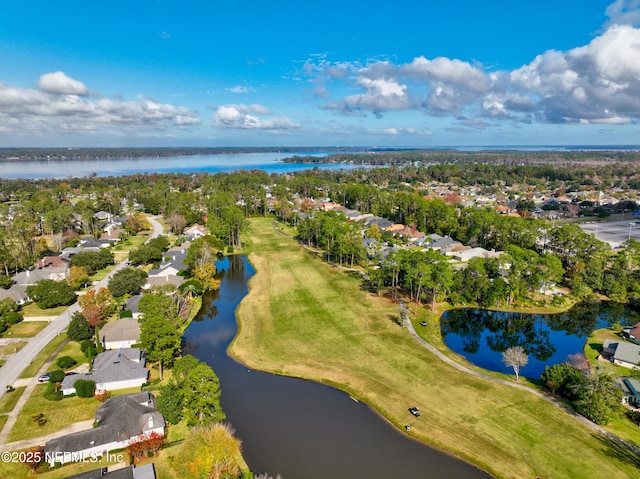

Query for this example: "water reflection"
[183,255,490,478]
[441,301,640,378]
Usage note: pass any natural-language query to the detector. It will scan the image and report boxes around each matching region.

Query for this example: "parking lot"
[578,219,640,247]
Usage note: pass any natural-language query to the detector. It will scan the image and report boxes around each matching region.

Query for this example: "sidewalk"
[0,339,68,449]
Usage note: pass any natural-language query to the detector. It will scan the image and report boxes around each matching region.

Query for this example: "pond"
[183,255,490,479]
[441,302,640,378]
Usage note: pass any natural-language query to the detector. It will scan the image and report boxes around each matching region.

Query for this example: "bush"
[119,309,133,318]
[43,384,62,401]
[80,340,94,353]
[84,346,97,359]
[1,312,23,326]
[56,356,77,370]
[74,379,96,398]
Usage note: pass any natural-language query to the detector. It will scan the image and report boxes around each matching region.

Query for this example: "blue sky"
[1,0,640,147]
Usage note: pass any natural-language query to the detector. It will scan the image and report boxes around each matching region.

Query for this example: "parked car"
[420,321,427,327]
[409,406,420,417]
[37,373,51,383]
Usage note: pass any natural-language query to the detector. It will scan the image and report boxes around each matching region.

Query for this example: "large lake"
[0,151,361,179]
[441,302,640,378]
[183,255,490,479]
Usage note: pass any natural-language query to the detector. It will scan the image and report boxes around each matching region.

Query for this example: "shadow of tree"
[387,314,402,327]
[591,432,640,469]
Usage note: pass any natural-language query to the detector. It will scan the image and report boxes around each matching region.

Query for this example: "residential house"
[622,323,640,344]
[64,463,156,479]
[183,224,207,240]
[420,235,464,253]
[45,392,164,466]
[618,377,640,406]
[364,216,393,230]
[447,247,503,262]
[100,317,141,350]
[61,348,148,396]
[602,339,640,369]
[93,211,114,221]
[384,224,406,235]
[144,247,187,289]
[62,237,105,257]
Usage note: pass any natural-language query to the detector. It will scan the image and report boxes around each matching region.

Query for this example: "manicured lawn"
[4,321,48,338]
[0,341,27,355]
[0,386,25,413]
[19,335,67,379]
[52,341,89,370]
[7,385,98,442]
[21,304,68,318]
[231,217,640,479]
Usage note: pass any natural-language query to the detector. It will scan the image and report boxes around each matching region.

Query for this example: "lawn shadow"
[591,432,640,469]
[387,314,402,327]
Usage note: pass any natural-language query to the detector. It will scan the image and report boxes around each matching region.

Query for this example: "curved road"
[0,215,164,402]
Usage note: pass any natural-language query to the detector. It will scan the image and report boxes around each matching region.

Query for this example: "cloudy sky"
[1,0,640,147]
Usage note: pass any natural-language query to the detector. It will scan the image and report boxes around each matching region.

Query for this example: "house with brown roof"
[100,317,141,350]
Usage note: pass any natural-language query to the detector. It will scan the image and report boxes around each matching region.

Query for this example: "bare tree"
[502,346,528,381]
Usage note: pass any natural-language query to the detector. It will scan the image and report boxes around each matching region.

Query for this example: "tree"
[107,267,147,297]
[166,355,225,426]
[67,265,90,289]
[137,313,181,380]
[126,431,166,463]
[501,346,528,381]
[172,423,243,479]
[67,311,94,341]
[26,279,76,309]
[157,381,184,424]
[74,379,96,398]
[575,368,623,425]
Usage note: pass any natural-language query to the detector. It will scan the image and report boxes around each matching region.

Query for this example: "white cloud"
[0,73,201,136]
[510,24,640,123]
[38,71,89,95]
[212,104,299,131]
[227,86,255,94]
[605,0,640,27]
[306,19,640,126]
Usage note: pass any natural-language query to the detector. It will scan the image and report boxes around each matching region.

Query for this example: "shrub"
[43,383,62,401]
[74,379,96,398]
[84,346,97,359]
[119,309,133,318]
[56,356,77,370]
[80,340,94,353]
[2,312,23,326]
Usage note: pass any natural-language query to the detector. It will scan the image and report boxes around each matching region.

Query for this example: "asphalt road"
[0,215,164,401]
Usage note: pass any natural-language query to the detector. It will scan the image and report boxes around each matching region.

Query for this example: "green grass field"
[4,321,49,338]
[231,218,640,479]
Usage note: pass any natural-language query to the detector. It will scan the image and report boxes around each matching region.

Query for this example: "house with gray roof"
[364,216,393,230]
[144,247,187,289]
[618,377,640,406]
[65,464,156,479]
[603,339,640,369]
[61,348,148,396]
[45,392,164,466]
[100,317,141,350]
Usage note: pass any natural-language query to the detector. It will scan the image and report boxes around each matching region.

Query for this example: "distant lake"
[0,151,364,179]
[441,301,640,378]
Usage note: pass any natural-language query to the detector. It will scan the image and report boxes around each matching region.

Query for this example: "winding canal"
[183,255,490,479]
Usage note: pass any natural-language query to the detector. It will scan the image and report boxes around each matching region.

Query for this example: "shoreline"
[228,218,640,479]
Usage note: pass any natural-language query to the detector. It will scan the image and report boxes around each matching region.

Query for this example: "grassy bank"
[231,218,640,479]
